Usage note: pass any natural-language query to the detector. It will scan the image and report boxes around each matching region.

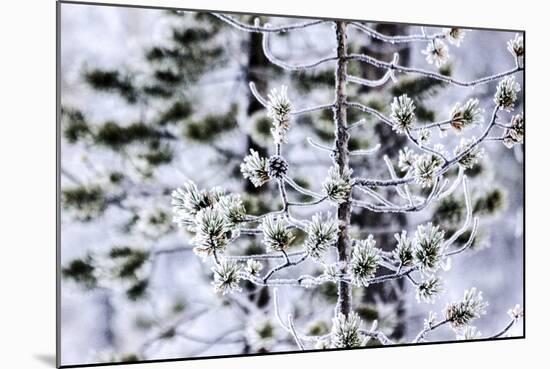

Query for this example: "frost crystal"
[507,34,524,68]
[494,76,521,111]
[305,212,339,259]
[454,137,484,169]
[413,154,443,188]
[398,147,416,173]
[323,165,352,204]
[507,304,524,320]
[267,86,292,144]
[424,311,438,330]
[191,206,230,258]
[416,276,444,304]
[422,39,449,67]
[450,98,483,132]
[330,312,363,348]
[212,259,242,295]
[419,128,431,143]
[350,236,381,287]
[413,222,446,273]
[392,231,414,267]
[445,288,488,329]
[260,216,295,252]
[456,326,482,340]
[171,181,222,225]
[390,94,416,133]
[503,113,524,148]
[323,263,341,281]
[444,28,466,47]
[241,149,270,187]
[244,259,263,276]
[218,194,246,228]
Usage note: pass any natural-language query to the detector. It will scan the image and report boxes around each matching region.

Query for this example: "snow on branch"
[354,105,503,188]
[210,13,327,33]
[351,177,444,213]
[347,53,399,87]
[349,22,446,43]
[347,53,522,87]
[262,27,338,71]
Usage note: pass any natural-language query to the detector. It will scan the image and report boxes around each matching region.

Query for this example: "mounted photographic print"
[57,1,525,367]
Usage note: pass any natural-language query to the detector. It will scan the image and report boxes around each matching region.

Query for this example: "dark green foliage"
[142,145,174,166]
[147,209,171,227]
[95,122,172,150]
[146,46,178,62]
[184,107,238,142]
[119,354,140,363]
[84,69,138,103]
[317,281,338,303]
[109,171,124,184]
[109,247,149,279]
[307,321,329,336]
[294,70,334,93]
[145,20,224,86]
[142,84,173,98]
[62,257,96,288]
[474,189,506,215]
[109,247,134,258]
[253,116,272,140]
[255,321,275,339]
[126,279,149,301]
[348,137,373,152]
[62,108,91,143]
[465,162,484,177]
[157,101,192,126]
[62,185,106,220]
[415,105,435,122]
[62,11,248,310]
[433,195,465,226]
[455,228,486,251]
[154,69,183,85]
[242,242,265,256]
[172,27,212,45]
[355,304,378,321]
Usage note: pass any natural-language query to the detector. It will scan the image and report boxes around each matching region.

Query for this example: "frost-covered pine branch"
[163,17,525,352]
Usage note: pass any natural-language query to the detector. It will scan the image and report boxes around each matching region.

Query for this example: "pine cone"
[268,155,288,179]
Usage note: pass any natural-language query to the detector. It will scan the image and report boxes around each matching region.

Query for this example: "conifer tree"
[62,8,524,361]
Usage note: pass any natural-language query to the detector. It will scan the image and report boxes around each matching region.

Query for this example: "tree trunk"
[334,21,352,317]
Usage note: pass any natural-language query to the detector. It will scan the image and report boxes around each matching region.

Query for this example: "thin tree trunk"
[334,21,352,317]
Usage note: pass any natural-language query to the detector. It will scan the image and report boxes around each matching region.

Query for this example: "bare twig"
[211,13,327,33]
[350,22,445,43]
